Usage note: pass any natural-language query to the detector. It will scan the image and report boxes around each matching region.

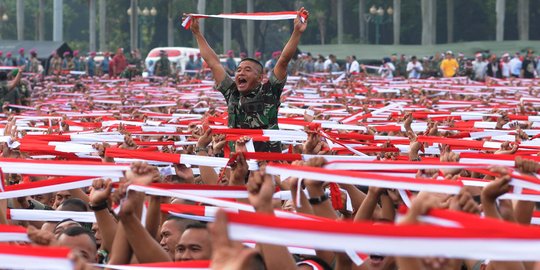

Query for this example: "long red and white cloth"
[182,11,304,29]
[225,210,540,261]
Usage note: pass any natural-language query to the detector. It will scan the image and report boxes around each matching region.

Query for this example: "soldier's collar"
[240,83,262,97]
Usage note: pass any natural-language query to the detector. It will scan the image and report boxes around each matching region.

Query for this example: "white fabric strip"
[265,165,462,194]
[9,209,96,223]
[0,253,72,270]
[228,222,540,261]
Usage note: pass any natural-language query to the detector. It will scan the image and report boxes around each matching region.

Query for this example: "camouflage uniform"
[155,57,171,77]
[217,71,285,152]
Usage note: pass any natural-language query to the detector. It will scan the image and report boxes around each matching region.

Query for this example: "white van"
[145,47,200,75]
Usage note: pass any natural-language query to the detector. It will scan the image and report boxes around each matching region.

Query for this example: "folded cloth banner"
[127,184,316,221]
[266,164,463,194]
[0,158,129,177]
[0,224,30,242]
[0,176,111,200]
[225,210,540,261]
[96,261,210,270]
[7,209,97,223]
[182,11,305,29]
[150,183,289,200]
[324,160,490,171]
[0,243,72,270]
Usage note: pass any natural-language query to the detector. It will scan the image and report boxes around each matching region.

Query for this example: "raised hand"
[209,210,257,270]
[515,156,540,175]
[230,152,248,186]
[89,178,113,206]
[247,170,275,213]
[235,136,251,153]
[124,161,161,186]
[293,7,309,34]
[482,166,511,202]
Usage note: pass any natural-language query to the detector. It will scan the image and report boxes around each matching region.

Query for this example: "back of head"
[58,198,88,212]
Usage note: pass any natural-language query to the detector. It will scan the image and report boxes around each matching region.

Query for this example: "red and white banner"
[97,261,210,270]
[226,210,540,261]
[0,244,72,270]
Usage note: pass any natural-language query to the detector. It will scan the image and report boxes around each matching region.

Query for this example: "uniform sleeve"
[216,75,235,100]
[268,70,287,96]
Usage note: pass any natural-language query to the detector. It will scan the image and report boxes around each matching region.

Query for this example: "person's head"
[240,52,247,59]
[6,52,12,58]
[254,51,262,60]
[390,53,397,61]
[383,57,391,64]
[174,222,212,261]
[0,51,3,57]
[63,51,71,58]
[160,217,187,258]
[57,198,88,212]
[235,58,263,93]
[116,48,123,55]
[475,53,483,60]
[329,54,336,62]
[32,193,55,207]
[73,50,79,57]
[411,56,417,63]
[501,53,509,62]
[346,56,352,63]
[90,51,96,58]
[527,49,535,58]
[53,190,72,209]
[160,50,168,59]
[227,50,234,58]
[57,226,97,263]
[272,51,281,59]
[0,72,7,82]
[54,219,82,238]
[91,223,102,248]
[30,49,37,58]
[18,48,25,56]
[445,50,453,59]
[188,54,194,61]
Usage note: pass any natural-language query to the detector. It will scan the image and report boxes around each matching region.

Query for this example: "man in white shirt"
[500,53,511,78]
[378,57,395,79]
[346,55,360,75]
[406,56,423,79]
[509,52,522,78]
[472,53,488,81]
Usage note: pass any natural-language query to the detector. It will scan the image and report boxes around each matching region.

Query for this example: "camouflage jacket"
[217,71,285,152]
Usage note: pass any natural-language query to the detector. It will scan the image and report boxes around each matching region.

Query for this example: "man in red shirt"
[111,48,128,77]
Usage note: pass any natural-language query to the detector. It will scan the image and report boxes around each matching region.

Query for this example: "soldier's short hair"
[239,58,263,74]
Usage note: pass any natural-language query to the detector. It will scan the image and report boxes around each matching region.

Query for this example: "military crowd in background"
[0,46,539,82]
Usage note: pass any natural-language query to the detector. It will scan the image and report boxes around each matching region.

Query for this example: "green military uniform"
[155,56,171,77]
[217,71,285,152]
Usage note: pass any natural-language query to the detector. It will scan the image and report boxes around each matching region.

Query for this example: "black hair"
[0,71,7,81]
[238,57,263,74]
[62,226,97,248]
[185,222,208,230]
[59,198,89,212]
[55,218,81,230]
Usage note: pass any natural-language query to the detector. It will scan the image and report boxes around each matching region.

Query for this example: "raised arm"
[8,66,24,91]
[188,16,227,85]
[274,7,309,81]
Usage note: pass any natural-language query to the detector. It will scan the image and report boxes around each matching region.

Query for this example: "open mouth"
[237,78,248,88]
